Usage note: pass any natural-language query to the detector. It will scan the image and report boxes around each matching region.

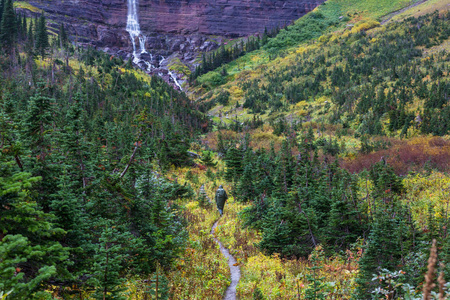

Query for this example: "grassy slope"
[193,0,449,154]
[387,0,450,22]
[183,1,450,298]
[192,0,448,125]
[136,1,450,298]
[192,0,425,96]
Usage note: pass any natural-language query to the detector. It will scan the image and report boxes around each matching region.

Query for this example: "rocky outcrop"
[22,0,325,49]
[19,0,324,89]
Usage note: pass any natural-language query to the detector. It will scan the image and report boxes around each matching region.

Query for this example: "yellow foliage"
[229,85,244,99]
[315,95,330,104]
[351,20,380,34]
[403,171,450,228]
[13,1,41,12]
[318,34,332,43]
[296,109,308,117]
[295,100,308,108]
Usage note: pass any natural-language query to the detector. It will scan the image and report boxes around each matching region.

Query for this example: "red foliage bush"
[342,137,450,175]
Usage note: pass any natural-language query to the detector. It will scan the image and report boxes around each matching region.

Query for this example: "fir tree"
[236,163,256,202]
[0,0,4,27]
[35,13,49,59]
[0,0,16,51]
[0,153,68,299]
[58,23,68,48]
[88,221,144,300]
[225,146,243,182]
[200,150,217,167]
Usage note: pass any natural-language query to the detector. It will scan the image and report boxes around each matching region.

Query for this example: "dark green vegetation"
[189,27,281,82]
[0,8,207,299]
[2,0,450,298]
[208,9,450,300]
[223,129,448,299]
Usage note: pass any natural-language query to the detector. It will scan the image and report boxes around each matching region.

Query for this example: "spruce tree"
[58,23,68,48]
[22,13,27,40]
[225,146,243,181]
[0,153,68,299]
[0,0,4,27]
[200,150,217,167]
[35,13,49,59]
[0,0,16,51]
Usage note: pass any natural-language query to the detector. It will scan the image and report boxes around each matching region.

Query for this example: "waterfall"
[126,0,146,61]
[126,1,183,90]
[169,71,183,90]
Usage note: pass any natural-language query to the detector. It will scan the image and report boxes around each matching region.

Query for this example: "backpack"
[217,188,226,199]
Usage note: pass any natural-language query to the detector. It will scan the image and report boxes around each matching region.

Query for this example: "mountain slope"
[194,0,449,140]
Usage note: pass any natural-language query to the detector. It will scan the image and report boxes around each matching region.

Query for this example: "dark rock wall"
[24,0,324,47]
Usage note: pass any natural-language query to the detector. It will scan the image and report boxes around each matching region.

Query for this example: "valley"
[0,0,450,299]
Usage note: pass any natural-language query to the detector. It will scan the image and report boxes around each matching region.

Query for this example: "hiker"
[215,185,228,216]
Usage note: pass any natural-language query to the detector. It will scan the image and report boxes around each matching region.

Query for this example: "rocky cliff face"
[23,0,324,48]
[20,0,324,88]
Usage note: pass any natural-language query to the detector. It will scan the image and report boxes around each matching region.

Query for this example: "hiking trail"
[200,185,241,300]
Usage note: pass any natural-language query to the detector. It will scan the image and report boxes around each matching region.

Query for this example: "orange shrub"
[343,137,450,174]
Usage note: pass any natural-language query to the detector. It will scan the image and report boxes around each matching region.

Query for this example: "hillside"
[1,0,450,299]
[194,0,450,169]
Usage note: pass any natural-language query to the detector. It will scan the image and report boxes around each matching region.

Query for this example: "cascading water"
[127,0,154,72]
[126,0,183,90]
[126,0,146,63]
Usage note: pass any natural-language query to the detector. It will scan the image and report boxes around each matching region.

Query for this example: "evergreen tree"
[225,146,243,181]
[22,90,60,212]
[88,221,144,300]
[25,19,36,66]
[0,0,4,27]
[58,23,68,48]
[0,0,16,51]
[0,153,68,299]
[236,163,256,202]
[22,13,27,40]
[200,150,217,167]
[35,13,49,59]
[353,208,414,299]
[156,122,191,170]
[23,90,55,159]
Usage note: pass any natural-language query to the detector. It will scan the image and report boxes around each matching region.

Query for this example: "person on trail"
[215,185,228,216]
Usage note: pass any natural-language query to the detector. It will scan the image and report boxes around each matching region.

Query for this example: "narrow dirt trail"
[380,0,430,24]
[200,185,240,300]
[211,220,241,300]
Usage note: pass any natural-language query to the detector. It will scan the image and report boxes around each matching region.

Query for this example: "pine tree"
[0,0,16,51]
[35,13,49,59]
[0,153,68,299]
[236,163,256,202]
[88,221,144,300]
[225,146,243,182]
[0,0,4,27]
[58,23,68,48]
[200,150,217,167]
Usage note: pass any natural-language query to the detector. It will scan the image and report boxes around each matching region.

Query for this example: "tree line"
[229,12,450,137]
[222,131,450,299]
[0,10,208,299]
